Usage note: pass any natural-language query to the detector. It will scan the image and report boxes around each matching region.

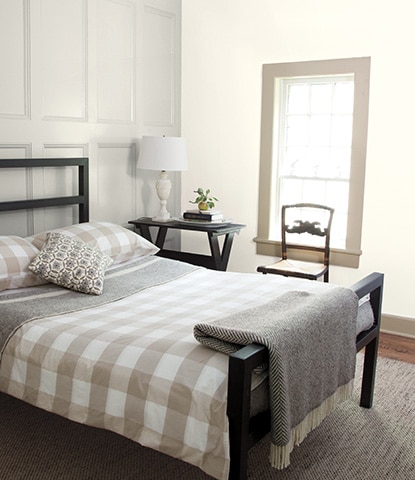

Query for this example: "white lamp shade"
[138,136,188,171]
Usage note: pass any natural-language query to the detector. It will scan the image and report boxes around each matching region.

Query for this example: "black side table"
[128,217,245,271]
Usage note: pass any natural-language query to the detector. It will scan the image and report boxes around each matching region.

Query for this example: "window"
[277,76,353,248]
[255,58,370,268]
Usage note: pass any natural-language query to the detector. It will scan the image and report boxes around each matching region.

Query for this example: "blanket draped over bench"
[194,286,359,469]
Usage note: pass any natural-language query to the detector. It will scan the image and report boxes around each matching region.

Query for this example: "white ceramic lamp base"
[153,170,172,222]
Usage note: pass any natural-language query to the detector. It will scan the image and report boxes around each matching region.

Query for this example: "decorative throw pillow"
[26,221,159,264]
[29,232,113,295]
[0,236,48,291]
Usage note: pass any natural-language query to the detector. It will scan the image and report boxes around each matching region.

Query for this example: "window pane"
[282,146,307,175]
[331,212,347,247]
[328,147,351,179]
[325,180,349,213]
[326,180,349,248]
[308,146,330,177]
[308,146,330,165]
[333,82,354,114]
[331,115,353,146]
[287,84,308,114]
[309,115,331,145]
[279,178,304,204]
[310,84,332,114]
[286,115,308,145]
[302,179,326,203]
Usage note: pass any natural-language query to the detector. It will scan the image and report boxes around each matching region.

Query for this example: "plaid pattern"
[0,236,47,291]
[26,221,159,264]
[0,264,373,480]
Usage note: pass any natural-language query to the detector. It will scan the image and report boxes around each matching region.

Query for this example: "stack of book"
[182,209,224,222]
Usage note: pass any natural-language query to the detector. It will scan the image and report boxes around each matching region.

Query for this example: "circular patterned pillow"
[29,232,113,295]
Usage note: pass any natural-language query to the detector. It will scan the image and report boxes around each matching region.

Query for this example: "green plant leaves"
[189,188,219,208]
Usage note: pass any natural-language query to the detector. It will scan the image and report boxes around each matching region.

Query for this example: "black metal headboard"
[0,157,89,223]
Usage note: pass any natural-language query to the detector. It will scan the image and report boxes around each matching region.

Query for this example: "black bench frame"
[227,272,384,479]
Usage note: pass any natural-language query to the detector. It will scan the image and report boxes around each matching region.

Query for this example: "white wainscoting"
[0,0,30,120]
[0,0,182,237]
[41,0,87,121]
[96,0,135,124]
[95,143,137,222]
[143,5,177,127]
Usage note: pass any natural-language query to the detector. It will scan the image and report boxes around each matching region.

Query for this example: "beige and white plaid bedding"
[0,258,373,480]
[0,236,47,291]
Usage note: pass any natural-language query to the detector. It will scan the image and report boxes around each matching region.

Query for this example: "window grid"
[276,76,354,248]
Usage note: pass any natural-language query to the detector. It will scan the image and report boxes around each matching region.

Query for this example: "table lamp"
[138,136,188,221]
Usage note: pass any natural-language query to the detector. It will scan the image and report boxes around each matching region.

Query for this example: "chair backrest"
[281,203,334,266]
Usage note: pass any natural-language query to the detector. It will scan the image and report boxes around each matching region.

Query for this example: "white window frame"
[255,57,371,268]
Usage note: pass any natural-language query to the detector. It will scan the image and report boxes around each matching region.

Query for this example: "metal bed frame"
[0,157,89,223]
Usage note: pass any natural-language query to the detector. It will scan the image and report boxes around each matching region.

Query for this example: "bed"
[0,158,384,480]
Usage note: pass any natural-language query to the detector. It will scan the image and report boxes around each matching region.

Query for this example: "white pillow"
[0,236,48,291]
[29,232,113,295]
[27,221,159,265]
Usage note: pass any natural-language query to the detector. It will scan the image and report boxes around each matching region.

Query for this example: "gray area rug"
[0,354,414,479]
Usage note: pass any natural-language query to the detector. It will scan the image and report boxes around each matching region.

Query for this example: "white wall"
[0,0,182,238]
[181,0,415,325]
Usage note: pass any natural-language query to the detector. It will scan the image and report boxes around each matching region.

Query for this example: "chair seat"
[257,259,327,279]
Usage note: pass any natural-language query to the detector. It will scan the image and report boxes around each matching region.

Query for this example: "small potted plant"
[190,188,219,211]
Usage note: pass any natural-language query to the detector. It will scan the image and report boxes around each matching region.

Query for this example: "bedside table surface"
[129,217,245,234]
[128,217,245,271]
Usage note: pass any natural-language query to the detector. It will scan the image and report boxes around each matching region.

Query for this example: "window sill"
[253,236,361,268]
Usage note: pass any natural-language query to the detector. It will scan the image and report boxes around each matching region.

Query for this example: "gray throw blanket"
[194,286,359,469]
[0,256,197,354]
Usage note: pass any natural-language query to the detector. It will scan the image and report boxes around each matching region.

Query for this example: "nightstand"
[128,217,245,271]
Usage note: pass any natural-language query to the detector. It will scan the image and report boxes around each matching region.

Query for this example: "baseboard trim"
[380,314,415,339]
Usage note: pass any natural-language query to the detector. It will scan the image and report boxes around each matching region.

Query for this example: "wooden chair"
[257,203,335,282]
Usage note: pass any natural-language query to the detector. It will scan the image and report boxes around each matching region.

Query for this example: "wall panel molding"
[0,143,32,158]
[0,0,31,119]
[41,0,88,122]
[143,6,177,127]
[0,0,182,229]
[96,143,137,221]
[0,143,33,234]
[96,0,135,124]
[43,144,88,156]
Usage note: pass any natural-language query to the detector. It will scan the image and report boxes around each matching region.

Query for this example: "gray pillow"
[29,232,113,295]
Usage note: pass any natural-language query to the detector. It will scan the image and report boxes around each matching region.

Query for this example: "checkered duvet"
[0,257,372,480]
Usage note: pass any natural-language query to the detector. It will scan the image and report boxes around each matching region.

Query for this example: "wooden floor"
[378,332,415,364]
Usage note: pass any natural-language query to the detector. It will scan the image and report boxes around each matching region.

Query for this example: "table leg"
[136,224,168,249]
[207,232,235,271]
[137,225,152,243]
[154,226,168,248]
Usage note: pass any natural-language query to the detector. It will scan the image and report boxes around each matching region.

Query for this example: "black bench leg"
[359,335,379,408]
